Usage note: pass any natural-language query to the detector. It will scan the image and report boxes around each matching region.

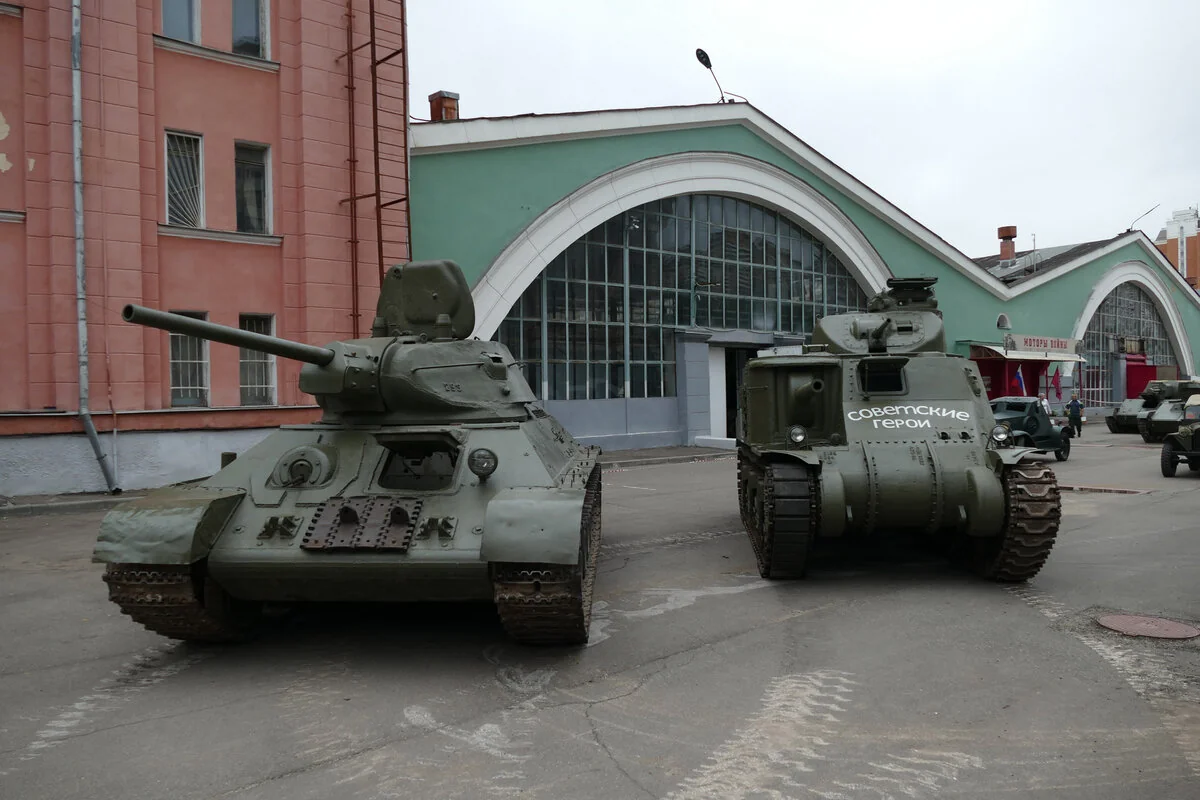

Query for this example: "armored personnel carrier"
[1107,380,1167,433]
[1136,379,1200,442]
[736,277,1061,582]
[1160,394,1200,477]
[93,260,602,647]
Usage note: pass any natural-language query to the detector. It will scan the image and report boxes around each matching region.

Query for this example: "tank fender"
[92,486,246,565]
[963,466,1005,537]
[758,449,822,468]
[985,447,1038,469]
[480,487,583,566]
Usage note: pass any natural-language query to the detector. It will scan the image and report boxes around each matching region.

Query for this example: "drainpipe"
[72,0,119,494]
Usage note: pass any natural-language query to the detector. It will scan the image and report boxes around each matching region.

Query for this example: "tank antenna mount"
[695,48,749,104]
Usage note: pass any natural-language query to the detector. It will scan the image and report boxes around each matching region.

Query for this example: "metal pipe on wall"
[72,0,119,494]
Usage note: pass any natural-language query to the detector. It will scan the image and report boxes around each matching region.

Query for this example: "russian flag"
[1014,369,1026,395]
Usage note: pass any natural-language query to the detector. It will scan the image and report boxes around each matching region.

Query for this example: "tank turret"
[122,260,537,422]
[810,277,946,355]
[96,259,602,648]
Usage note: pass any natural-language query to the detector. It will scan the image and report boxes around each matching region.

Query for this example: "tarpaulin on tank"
[93,486,246,565]
[480,487,584,565]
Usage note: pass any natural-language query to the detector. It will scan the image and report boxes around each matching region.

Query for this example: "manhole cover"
[1096,614,1200,640]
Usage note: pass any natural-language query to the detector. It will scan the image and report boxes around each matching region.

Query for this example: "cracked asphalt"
[1,427,1198,799]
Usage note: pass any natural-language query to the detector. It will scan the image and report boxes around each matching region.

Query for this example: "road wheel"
[1161,441,1178,478]
[1055,436,1070,462]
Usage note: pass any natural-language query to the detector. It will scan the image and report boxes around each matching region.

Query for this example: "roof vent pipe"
[998,225,1017,262]
[428,90,459,121]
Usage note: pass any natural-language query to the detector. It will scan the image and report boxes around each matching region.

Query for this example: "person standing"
[1066,393,1083,438]
[1038,393,1052,416]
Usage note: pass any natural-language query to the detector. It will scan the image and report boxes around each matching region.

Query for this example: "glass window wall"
[496,194,869,400]
[1077,282,1179,406]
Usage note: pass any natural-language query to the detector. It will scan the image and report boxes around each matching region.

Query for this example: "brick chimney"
[428,90,460,122]
[998,225,1017,261]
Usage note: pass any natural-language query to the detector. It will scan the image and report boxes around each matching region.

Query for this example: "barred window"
[494,194,869,401]
[169,311,208,408]
[166,132,203,228]
[239,314,276,406]
[1077,282,1180,406]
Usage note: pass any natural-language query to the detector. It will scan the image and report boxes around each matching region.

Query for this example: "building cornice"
[153,34,280,73]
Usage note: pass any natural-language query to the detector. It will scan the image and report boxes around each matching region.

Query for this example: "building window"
[233,0,266,58]
[235,143,269,234]
[162,0,198,43]
[1077,282,1180,406]
[495,194,869,402]
[166,132,203,228]
[169,311,209,407]
[239,314,276,405]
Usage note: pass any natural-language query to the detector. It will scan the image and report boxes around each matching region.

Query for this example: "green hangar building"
[408,98,1200,451]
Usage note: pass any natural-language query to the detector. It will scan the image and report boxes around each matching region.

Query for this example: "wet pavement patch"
[1096,614,1200,640]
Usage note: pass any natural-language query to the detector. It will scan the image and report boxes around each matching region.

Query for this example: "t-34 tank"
[1107,380,1167,433]
[1136,379,1200,442]
[736,277,1061,582]
[93,260,602,646]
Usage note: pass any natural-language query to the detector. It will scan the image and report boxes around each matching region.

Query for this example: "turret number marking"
[443,383,463,392]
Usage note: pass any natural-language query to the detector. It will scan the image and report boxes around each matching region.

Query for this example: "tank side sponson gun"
[123,305,336,366]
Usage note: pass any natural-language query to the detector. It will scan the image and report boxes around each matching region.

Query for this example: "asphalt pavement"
[0,427,1197,799]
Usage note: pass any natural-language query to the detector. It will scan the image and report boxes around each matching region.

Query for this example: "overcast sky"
[407,0,1200,259]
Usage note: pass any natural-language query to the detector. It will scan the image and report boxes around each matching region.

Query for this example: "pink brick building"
[0,0,409,495]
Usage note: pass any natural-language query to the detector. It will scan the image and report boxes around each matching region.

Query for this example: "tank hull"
[1109,398,1146,433]
[95,416,603,645]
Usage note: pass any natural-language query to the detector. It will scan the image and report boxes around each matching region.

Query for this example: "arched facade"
[470,152,891,341]
[1075,279,1186,406]
[493,193,869,402]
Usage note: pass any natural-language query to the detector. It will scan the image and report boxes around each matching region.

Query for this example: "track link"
[975,463,1061,582]
[492,463,602,646]
[739,452,817,579]
[102,564,254,643]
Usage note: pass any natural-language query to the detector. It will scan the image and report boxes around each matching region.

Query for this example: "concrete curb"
[601,452,736,470]
[0,494,142,519]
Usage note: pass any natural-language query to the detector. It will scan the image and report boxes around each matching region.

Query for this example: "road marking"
[623,580,772,619]
[663,670,857,799]
[1006,585,1200,776]
[0,644,207,775]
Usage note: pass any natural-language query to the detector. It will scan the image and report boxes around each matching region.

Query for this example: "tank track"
[739,452,817,579]
[975,463,1061,582]
[1138,417,1163,443]
[101,564,255,643]
[1105,416,1119,434]
[491,463,602,646]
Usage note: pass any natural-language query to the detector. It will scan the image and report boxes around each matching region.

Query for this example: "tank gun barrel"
[122,304,336,366]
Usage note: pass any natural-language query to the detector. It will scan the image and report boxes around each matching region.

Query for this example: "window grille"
[169,311,208,407]
[233,0,265,58]
[166,132,203,228]
[162,0,197,42]
[235,144,269,234]
[495,194,869,401]
[239,314,276,406]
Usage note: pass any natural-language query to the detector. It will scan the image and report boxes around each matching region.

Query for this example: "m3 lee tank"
[736,277,1061,582]
[93,260,602,646]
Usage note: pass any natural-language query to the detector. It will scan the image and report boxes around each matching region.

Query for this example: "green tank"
[1107,380,1167,433]
[92,260,602,646]
[1136,379,1200,442]
[736,277,1061,582]
[1159,394,1200,477]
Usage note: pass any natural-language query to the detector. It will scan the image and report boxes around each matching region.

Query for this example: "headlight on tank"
[989,424,1010,444]
[468,448,499,478]
[788,425,807,444]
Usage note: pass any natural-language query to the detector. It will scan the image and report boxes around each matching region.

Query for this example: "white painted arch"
[1070,260,1195,377]
[470,152,893,339]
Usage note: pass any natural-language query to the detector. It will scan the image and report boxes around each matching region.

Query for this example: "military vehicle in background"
[736,277,1061,583]
[989,396,1072,461]
[1160,395,1200,477]
[93,260,602,647]
[1137,379,1200,442]
[1107,380,1168,433]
